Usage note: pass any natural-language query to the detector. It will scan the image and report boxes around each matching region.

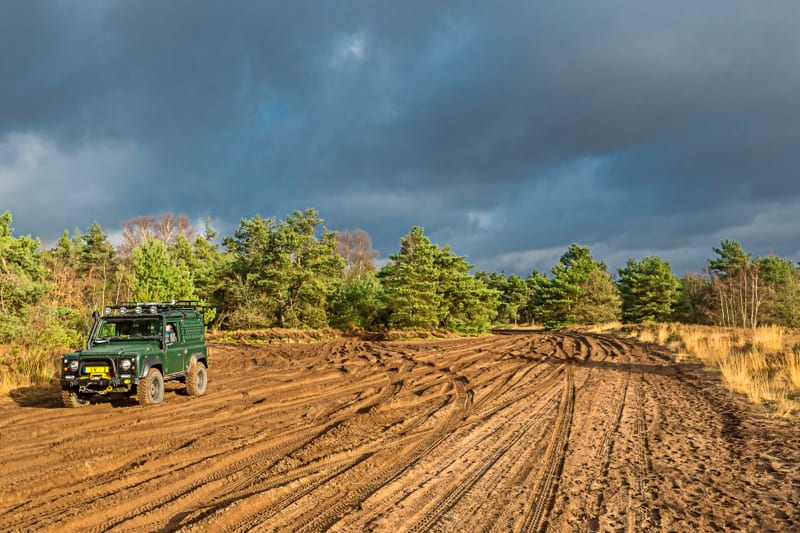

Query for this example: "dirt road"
[1,331,798,532]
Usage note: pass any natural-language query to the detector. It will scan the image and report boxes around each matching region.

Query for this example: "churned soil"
[1,331,799,532]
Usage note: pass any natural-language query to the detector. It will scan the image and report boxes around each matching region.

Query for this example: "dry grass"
[0,344,50,392]
[718,350,785,404]
[678,327,737,366]
[206,328,342,344]
[628,323,669,344]
[753,324,785,352]
[0,345,61,395]
[787,349,800,390]
[578,322,623,334]
[623,323,800,419]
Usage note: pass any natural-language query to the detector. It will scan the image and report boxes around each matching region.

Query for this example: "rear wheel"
[186,360,207,396]
[61,388,90,408]
[137,368,164,405]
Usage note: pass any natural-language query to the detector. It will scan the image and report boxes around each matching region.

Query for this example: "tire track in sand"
[517,366,575,532]
[2,333,799,532]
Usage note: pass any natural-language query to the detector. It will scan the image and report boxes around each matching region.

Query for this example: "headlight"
[69,360,79,372]
[120,359,132,371]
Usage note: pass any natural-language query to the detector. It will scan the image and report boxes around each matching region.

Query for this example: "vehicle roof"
[100,301,203,319]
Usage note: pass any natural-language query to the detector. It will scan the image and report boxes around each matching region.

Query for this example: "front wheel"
[61,388,90,408]
[186,361,207,396]
[137,368,164,405]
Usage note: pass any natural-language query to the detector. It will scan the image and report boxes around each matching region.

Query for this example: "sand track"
[1,331,799,532]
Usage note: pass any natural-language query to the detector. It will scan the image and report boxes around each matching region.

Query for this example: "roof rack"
[102,301,202,316]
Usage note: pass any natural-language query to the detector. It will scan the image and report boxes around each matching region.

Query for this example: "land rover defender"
[60,301,208,407]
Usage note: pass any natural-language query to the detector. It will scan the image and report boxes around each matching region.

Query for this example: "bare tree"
[156,213,194,246]
[708,241,765,328]
[120,213,195,258]
[336,229,378,282]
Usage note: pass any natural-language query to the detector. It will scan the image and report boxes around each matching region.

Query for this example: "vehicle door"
[164,321,186,375]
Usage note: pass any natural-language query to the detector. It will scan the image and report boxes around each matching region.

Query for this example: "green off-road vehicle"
[60,301,208,407]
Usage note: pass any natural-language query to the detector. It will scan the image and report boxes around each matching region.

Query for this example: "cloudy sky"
[2,1,799,276]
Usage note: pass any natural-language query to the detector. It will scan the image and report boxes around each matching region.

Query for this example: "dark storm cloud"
[2,0,799,275]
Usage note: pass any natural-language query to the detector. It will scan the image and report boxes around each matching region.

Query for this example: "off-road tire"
[186,360,208,396]
[61,388,90,408]
[137,368,164,405]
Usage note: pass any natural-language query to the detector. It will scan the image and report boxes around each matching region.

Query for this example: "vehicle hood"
[76,342,159,357]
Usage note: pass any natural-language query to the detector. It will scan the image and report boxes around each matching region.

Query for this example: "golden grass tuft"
[752,325,784,352]
[786,349,800,390]
[578,322,623,334]
[718,350,785,405]
[620,322,672,345]
[772,395,798,419]
[0,344,61,395]
[623,323,800,419]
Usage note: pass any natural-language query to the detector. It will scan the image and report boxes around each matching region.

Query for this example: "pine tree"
[43,229,87,314]
[380,227,499,333]
[672,273,714,324]
[526,270,550,326]
[78,222,117,309]
[534,244,621,327]
[132,238,195,302]
[0,211,49,339]
[327,273,386,330]
[187,218,226,327]
[478,272,530,326]
[617,256,681,323]
[224,209,343,328]
[0,212,74,381]
[379,227,442,329]
[435,249,499,333]
[759,256,800,327]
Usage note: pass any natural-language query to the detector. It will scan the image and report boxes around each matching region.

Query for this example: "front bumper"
[61,358,138,394]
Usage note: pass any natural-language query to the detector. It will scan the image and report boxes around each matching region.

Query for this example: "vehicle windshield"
[94,318,160,342]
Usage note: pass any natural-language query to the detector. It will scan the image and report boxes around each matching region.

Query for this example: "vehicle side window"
[166,322,179,343]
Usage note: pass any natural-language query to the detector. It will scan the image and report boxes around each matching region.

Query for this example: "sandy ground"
[1,331,798,532]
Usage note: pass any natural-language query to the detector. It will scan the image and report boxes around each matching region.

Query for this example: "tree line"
[2,208,800,360]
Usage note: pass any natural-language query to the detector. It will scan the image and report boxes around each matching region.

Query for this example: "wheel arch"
[189,353,208,368]
[140,357,164,378]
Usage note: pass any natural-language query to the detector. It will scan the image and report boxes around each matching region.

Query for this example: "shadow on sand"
[7,383,144,409]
